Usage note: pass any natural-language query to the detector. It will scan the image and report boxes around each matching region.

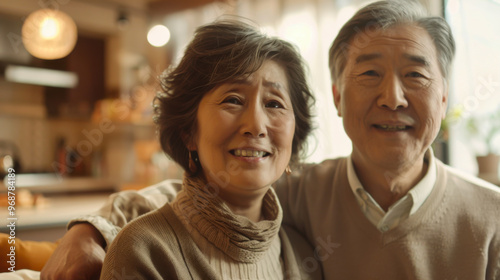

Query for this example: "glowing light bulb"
[40,17,59,39]
[22,9,78,60]
[147,25,170,47]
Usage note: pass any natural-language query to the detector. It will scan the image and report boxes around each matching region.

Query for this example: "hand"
[41,223,106,280]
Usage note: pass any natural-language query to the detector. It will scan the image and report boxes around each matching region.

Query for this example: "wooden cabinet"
[33,35,106,120]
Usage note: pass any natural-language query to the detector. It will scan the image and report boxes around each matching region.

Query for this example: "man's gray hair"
[328,0,455,83]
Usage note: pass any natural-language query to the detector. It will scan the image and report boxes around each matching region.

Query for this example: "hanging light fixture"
[22,9,78,60]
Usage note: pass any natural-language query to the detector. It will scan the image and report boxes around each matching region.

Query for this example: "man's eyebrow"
[355,53,382,64]
[403,54,429,66]
[354,53,430,67]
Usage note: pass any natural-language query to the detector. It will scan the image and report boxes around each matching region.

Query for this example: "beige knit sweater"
[100,176,320,280]
[275,157,500,279]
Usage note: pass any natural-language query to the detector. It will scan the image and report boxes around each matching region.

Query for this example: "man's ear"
[441,79,449,120]
[332,84,342,117]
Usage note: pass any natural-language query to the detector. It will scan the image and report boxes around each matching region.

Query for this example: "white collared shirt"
[347,149,437,232]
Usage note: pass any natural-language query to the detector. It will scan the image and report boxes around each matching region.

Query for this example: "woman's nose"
[240,104,267,138]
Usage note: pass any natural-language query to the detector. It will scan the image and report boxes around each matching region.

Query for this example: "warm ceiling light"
[147,24,170,47]
[22,9,78,60]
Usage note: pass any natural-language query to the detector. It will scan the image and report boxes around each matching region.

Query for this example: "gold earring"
[285,165,292,175]
[189,151,198,174]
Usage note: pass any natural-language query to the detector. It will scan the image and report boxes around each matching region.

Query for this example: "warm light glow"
[147,25,170,47]
[22,9,78,60]
[40,17,59,39]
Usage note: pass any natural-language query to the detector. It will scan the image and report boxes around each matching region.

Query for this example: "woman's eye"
[266,100,284,109]
[222,97,242,105]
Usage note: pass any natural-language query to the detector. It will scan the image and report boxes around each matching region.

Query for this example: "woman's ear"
[181,132,197,151]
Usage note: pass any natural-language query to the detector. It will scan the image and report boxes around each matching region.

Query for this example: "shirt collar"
[408,148,436,214]
[347,148,437,214]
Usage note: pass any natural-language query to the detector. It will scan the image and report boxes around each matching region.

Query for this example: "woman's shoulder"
[113,204,181,247]
[102,204,192,279]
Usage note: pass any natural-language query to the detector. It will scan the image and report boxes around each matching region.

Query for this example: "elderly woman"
[99,19,317,279]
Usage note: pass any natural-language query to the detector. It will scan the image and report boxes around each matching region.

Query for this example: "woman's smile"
[190,59,296,196]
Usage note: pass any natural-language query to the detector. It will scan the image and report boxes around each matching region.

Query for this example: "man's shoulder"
[437,162,500,210]
[440,163,500,195]
[281,157,348,192]
[436,163,500,235]
[297,157,348,177]
[145,179,183,193]
[276,157,347,194]
[114,179,183,209]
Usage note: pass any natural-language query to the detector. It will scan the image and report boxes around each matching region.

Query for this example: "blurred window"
[445,0,500,174]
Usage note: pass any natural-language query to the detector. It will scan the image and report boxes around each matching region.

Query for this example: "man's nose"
[240,103,267,138]
[377,75,408,110]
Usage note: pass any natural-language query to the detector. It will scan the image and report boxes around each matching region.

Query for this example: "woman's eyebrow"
[228,78,251,85]
[263,80,286,91]
[226,78,288,92]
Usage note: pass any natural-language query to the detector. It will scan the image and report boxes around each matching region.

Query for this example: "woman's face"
[190,60,295,202]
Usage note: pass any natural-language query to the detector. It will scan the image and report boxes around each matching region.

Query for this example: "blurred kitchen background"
[0,0,499,241]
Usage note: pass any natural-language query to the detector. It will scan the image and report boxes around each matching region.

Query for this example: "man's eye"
[404,72,431,89]
[265,100,284,109]
[355,70,381,86]
[360,70,379,77]
[406,72,426,78]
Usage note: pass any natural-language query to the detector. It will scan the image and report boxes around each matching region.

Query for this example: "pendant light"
[22,9,78,60]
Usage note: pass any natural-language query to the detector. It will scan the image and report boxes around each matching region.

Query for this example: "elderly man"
[42,1,500,279]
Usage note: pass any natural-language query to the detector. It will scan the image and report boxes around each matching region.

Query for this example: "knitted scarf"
[172,175,283,263]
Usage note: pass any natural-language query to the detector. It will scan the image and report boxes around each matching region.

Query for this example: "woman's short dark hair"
[154,18,315,174]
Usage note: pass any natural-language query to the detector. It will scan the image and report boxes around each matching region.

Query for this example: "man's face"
[333,24,448,170]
